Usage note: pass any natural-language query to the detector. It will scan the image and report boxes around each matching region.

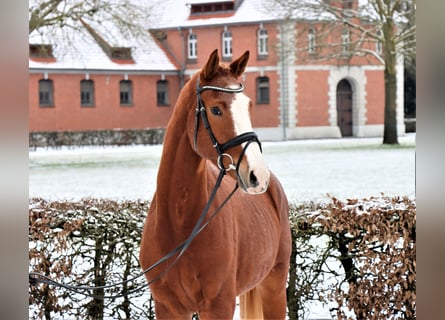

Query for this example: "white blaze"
[230,92,270,194]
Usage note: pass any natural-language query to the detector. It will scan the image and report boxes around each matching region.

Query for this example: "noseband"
[194,77,262,172]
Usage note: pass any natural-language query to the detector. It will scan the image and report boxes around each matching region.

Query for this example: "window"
[80,79,94,107]
[257,28,268,57]
[120,80,133,106]
[376,30,383,55]
[256,76,270,104]
[341,29,350,55]
[157,80,169,106]
[190,2,234,14]
[342,0,353,9]
[222,30,232,59]
[30,44,53,58]
[188,33,198,60]
[39,79,54,107]
[308,28,316,55]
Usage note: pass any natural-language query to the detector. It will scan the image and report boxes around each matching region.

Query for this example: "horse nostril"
[249,171,259,187]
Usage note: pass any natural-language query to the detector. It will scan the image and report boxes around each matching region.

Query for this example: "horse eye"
[210,106,222,116]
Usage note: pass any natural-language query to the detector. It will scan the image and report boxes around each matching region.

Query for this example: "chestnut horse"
[139,49,291,319]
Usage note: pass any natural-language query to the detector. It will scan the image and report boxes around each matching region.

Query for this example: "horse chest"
[149,244,234,310]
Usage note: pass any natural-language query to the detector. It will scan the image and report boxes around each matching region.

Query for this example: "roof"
[186,0,236,4]
[29,18,177,72]
[29,0,283,72]
[28,0,346,72]
[155,0,284,29]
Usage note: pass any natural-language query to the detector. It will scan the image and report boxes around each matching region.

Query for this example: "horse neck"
[155,86,210,230]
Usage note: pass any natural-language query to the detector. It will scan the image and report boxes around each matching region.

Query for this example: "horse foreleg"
[197,296,237,320]
[153,299,194,320]
[257,264,289,320]
[258,289,286,320]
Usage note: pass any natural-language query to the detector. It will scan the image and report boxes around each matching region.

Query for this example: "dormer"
[187,0,243,17]
[109,47,133,60]
[29,44,56,62]
[323,0,358,11]
[80,19,134,63]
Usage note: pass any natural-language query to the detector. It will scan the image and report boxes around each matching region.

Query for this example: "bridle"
[194,77,262,174]
[28,75,264,301]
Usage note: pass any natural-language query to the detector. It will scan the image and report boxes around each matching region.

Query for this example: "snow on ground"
[28,134,415,319]
[29,134,415,204]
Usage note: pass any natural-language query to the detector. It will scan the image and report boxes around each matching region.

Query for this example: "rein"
[29,169,238,300]
[29,77,263,300]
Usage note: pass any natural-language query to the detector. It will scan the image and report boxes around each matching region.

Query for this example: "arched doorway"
[336,79,353,137]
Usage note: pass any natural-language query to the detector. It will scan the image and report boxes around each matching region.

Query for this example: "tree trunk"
[383,66,399,144]
[336,234,367,319]
[382,19,399,145]
[43,283,52,320]
[89,238,105,320]
[121,249,132,318]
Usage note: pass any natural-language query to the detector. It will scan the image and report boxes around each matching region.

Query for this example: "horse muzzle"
[238,167,270,194]
[236,143,270,195]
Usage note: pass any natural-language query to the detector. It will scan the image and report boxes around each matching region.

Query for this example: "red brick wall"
[29,73,179,132]
[365,70,385,124]
[30,15,386,134]
[245,71,280,128]
[295,22,383,67]
[296,70,330,126]
[162,22,279,69]
[161,23,281,128]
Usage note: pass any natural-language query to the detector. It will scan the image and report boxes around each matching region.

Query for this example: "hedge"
[29,128,165,149]
[287,196,416,319]
[29,196,415,319]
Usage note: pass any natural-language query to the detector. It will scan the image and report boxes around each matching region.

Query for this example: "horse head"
[187,49,270,194]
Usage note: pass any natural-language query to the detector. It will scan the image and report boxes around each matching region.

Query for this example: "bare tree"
[270,0,416,144]
[29,0,161,41]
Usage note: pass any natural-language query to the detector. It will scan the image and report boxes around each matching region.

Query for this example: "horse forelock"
[201,62,240,86]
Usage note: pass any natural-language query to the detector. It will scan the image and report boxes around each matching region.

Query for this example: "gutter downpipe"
[279,21,288,141]
[178,27,186,88]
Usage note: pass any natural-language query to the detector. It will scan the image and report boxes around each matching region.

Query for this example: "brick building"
[29,0,405,140]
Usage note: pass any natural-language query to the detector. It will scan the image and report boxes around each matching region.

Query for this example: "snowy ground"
[29,134,415,319]
[29,134,415,204]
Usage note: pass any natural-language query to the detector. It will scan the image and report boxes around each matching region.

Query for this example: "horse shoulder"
[140,193,163,265]
[266,172,289,219]
[266,172,292,263]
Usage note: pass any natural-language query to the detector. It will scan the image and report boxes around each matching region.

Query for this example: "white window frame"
[341,29,350,55]
[376,30,383,56]
[308,28,316,55]
[257,28,268,56]
[222,29,232,59]
[188,33,198,59]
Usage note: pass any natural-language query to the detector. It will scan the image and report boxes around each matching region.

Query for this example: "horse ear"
[230,50,250,78]
[201,49,220,82]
